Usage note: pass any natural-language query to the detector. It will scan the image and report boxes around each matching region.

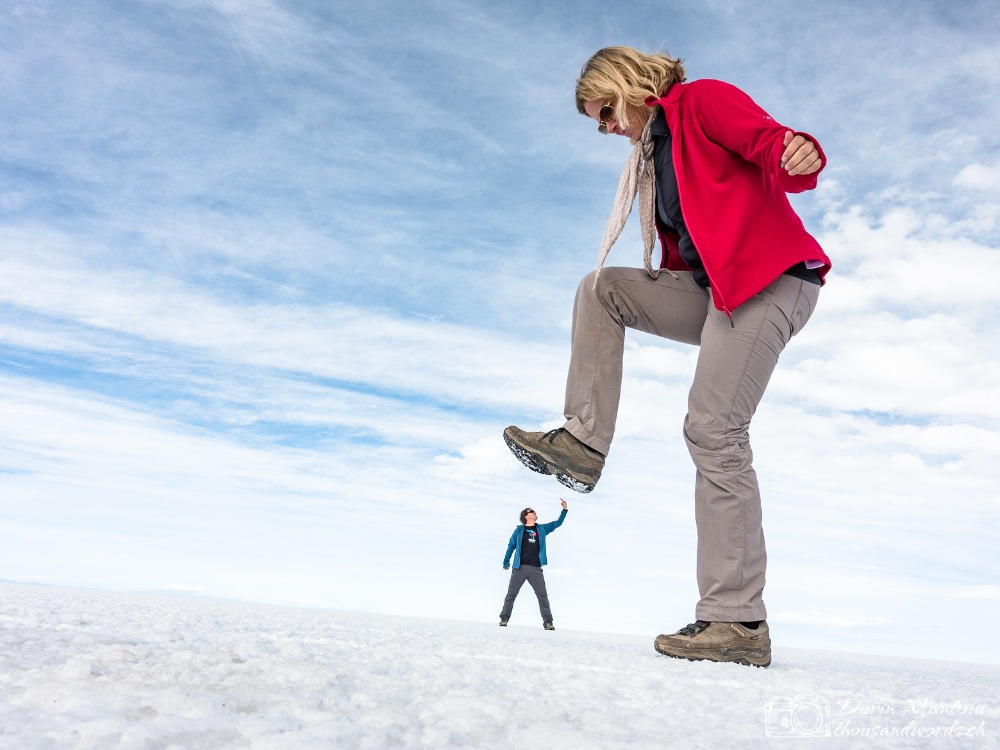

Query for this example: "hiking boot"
[499,618,508,627]
[543,621,555,631]
[503,426,604,493]
[653,620,771,668]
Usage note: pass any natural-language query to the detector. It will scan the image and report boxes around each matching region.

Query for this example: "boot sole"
[503,432,597,494]
[654,639,771,668]
[555,472,595,494]
[503,432,553,476]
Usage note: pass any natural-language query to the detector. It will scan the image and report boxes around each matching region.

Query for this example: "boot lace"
[677,620,711,637]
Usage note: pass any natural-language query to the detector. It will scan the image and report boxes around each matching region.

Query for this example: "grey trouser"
[500,565,553,622]
[563,268,819,622]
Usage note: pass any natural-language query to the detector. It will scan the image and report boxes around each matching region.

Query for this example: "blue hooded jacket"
[503,509,567,569]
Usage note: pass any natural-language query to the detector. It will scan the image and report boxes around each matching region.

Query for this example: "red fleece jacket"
[649,79,831,315]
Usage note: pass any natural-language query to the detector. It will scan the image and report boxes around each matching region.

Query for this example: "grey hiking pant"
[563,268,819,622]
[500,565,553,622]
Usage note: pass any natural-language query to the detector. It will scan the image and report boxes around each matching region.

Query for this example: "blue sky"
[2,0,999,664]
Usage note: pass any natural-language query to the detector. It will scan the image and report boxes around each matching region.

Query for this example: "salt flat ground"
[1,583,997,749]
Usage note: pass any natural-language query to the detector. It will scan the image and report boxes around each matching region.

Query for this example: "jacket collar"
[645,80,687,109]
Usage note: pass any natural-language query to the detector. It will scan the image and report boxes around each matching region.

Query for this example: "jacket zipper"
[662,100,734,326]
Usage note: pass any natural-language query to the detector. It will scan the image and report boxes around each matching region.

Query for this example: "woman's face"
[583,99,646,142]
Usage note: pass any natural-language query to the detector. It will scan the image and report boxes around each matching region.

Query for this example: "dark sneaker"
[543,621,555,631]
[503,426,604,493]
[654,620,771,668]
[499,618,508,627]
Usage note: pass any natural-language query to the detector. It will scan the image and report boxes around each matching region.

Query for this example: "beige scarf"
[592,113,668,287]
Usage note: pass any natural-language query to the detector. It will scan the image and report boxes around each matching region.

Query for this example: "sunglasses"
[597,102,615,134]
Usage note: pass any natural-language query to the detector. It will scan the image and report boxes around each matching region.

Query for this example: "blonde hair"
[575,46,686,130]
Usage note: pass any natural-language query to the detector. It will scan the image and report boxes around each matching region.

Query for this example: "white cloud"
[954,161,1000,191]
[953,585,1000,600]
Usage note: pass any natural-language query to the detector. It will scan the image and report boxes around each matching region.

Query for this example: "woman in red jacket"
[504,46,831,667]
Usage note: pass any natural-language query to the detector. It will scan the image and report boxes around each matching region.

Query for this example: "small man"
[499,499,568,630]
